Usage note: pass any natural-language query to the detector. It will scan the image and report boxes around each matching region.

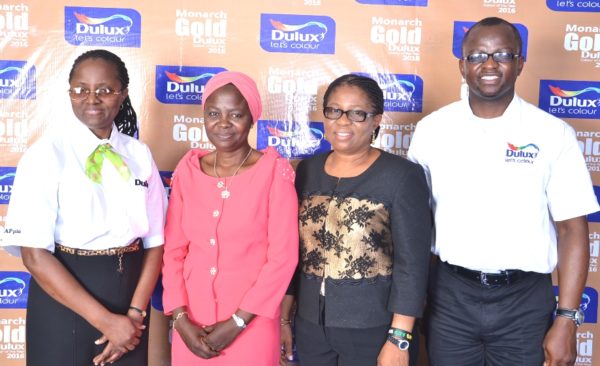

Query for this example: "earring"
[371,130,376,145]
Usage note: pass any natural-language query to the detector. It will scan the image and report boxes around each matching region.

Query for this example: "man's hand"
[543,316,577,366]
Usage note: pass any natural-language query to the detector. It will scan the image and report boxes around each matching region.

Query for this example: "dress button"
[210,267,217,276]
[212,210,220,217]
[209,238,216,246]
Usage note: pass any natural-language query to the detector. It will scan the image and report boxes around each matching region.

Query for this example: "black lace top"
[294,150,432,328]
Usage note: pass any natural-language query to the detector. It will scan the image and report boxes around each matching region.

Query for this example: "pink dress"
[162,147,299,365]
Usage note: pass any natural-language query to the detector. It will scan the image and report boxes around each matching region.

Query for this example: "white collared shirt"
[408,95,599,273]
[2,119,167,256]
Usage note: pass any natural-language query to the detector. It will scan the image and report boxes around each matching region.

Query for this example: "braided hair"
[69,49,138,138]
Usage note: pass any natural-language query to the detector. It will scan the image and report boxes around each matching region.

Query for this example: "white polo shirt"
[1,119,166,256]
[408,95,599,273]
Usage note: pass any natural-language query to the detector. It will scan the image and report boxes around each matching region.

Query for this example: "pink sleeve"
[161,166,190,314]
[239,157,299,318]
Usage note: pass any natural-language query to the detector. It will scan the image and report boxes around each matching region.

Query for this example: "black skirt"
[26,246,149,366]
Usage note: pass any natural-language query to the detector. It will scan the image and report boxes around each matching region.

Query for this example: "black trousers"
[425,260,556,366]
[26,247,148,366]
[295,295,420,366]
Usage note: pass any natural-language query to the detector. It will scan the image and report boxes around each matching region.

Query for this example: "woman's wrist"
[128,305,147,318]
[172,311,188,330]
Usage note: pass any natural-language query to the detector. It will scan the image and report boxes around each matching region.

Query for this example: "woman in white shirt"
[1,49,166,366]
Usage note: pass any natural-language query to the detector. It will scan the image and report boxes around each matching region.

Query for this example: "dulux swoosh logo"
[74,12,133,27]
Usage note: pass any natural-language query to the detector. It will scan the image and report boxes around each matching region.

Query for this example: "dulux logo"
[356,0,428,5]
[260,13,336,54]
[505,143,539,159]
[0,61,36,100]
[553,286,598,323]
[0,271,30,309]
[257,121,331,159]
[546,0,600,12]
[0,167,16,204]
[64,6,141,48]
[539,80,600,119]
[588,186,600,223]
[356,72,423,112]
[155,66,226,105]
[452,21,529,60]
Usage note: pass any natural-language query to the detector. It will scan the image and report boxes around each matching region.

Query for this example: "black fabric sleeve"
[387,161,432,317]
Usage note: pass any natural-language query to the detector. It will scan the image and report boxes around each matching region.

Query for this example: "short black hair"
[462,17,522,56]
[323,74,384,138]
[69,49,138,138]
[323,74,384,114]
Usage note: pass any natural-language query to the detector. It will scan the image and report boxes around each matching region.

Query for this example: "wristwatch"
[387,335,410,351]
[231,313,247,329]
[556,307,585,326]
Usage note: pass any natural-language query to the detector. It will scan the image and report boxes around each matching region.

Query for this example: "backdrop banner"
[1,1,599,365]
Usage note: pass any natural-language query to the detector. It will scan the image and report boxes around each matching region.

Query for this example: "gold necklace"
[213,148,253,199]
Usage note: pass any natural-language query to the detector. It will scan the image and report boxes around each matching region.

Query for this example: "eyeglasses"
[68,87,123,101]
[323,107,376,123]
[462,52,520,64]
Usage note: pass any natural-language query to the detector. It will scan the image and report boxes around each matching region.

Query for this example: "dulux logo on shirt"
[260,13,336,54]
[0,61,35,100]
[355,72,423,112]
[0,271,30,309]
[546,0,600,12]
[155,66,226,105]
[505,142,539,164]
[451,21,529,60]
[553,286,598,324]
[356,0,428,6]
[539,80,600,119]
[64,6,141,48]
[257,121,331,159]
[0,167,16,204]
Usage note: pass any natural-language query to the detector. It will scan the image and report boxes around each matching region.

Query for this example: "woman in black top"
[282,74,431,366]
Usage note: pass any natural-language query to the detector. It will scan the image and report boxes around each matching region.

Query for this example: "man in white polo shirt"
[408,17,599,366]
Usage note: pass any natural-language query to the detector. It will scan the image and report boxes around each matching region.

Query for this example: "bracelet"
[128,306,147,318]
[172,311,188,328]
[280,318,292,326]
[388,327,413,341]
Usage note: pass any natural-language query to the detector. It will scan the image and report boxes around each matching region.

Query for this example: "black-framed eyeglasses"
[323,107,376,123]
[68,87,123,101]
[462,52,520,64]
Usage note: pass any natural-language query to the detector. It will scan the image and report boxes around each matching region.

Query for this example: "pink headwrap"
[201,71,263,123]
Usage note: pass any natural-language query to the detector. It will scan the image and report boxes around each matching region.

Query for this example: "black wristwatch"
[556,307,585,327]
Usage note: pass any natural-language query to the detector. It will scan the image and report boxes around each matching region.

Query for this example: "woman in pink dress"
[162,71,299,365]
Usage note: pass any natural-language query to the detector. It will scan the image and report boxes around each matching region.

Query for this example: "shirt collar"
[463,93,522,124]
[71,119,124,159]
